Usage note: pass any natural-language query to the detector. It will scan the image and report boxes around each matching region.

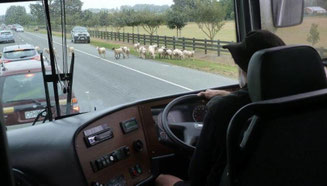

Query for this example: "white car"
[16,26,24,32]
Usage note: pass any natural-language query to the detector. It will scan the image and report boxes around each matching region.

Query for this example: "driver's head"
[223,30,286,73]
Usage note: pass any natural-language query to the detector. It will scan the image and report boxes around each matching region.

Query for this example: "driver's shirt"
[175,87,250,186]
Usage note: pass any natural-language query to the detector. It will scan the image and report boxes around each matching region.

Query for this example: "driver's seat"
[223,45,327,186]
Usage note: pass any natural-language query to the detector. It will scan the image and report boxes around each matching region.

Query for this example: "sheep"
[157,46,166,58]
[112,47,125,59]
[183,50,195,59]
[134,43,140,52]
[173,49,184,60]
[43,48,56,56]
[121,46,130,58]
[139,46,147,59]
[96,46,106,58]
[68,46,74,56]
[148,45,157,59]
[35,46,40,52]
[165,49,173,59]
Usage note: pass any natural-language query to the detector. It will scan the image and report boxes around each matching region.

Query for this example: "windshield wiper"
[19,55,31,59]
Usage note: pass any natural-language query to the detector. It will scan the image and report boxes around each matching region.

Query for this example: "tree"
[121,9,141,34]
[166,9,187,37]
[139,11,165,35]
[30,3,45,25]
[171,0,196,21]
[5,6,30,25]
[110,12,126,32]
[307,23,320,46]
[220,0,234,20]
[192,0,226,40]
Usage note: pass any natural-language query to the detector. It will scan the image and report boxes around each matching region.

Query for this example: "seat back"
[225,45,327,186]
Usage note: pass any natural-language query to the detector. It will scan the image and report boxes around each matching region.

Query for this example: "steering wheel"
[161,94,206,151]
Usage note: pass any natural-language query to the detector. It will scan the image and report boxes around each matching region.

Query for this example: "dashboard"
[6,85,239,186]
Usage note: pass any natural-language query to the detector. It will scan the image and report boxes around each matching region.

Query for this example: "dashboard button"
[123,146,130,156]
[133,140,144,152]
[135,164,142,174]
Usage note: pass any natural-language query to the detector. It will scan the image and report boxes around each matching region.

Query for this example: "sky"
[0,0,174,15]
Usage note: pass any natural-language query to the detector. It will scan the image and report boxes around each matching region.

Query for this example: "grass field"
[94,21,237,42]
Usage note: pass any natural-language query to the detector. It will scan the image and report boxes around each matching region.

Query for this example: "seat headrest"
[248,45,327,102]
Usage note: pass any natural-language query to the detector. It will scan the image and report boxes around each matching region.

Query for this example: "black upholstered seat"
[224,45,327,186]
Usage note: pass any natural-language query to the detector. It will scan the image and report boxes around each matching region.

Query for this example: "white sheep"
[173,49,184,60]
[134,43,140,52]
[139,46,147,59]
[158,46,166,58]
[112,47,125,59]
[165,49,173,59]
[121,46,130,58]
[35,46,41,53]
[96,46,106,58]
[68,46,74,56]
[183,50,195,59]
[43,48,57,56]
[148,45,157,59]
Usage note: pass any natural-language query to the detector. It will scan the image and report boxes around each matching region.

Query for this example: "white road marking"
[25,32,194,91]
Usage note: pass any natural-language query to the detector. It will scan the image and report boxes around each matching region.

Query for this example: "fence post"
[127,33,129,43]
[101,31,103,39]
[114,32,117,41]
[192,38,195,51]
[123,32,125,42]
[173,37,176,49]
[150,35,152,45]
[164,36,167,47]
[143,34,146,45]
[157,35,159,46]
[118,32,121,41]
[205,38,207,54]
[217,40,221,56]
[182,37,185,50]
[132,33,135,44]
[138,34,140,43]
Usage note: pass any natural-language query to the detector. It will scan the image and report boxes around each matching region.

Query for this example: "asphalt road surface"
[1,31,236,112]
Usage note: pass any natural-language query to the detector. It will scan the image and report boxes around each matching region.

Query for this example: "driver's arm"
[197,89,231,99]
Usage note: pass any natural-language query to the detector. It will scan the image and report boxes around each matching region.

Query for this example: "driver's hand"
[155,174,183,186]
[197,89,231,99]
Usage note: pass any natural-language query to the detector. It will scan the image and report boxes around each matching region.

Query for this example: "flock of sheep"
[134,43,195,60]
[38,43,195,61]
[95,43,195,60]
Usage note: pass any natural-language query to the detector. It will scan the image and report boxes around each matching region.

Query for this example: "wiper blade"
[19,55,31,58]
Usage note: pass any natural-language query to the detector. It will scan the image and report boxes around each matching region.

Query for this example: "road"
[1,31,236,112]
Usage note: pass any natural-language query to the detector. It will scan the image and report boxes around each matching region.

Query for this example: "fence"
[89,30,233,56]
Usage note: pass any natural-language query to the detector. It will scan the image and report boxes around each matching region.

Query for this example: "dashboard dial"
[192,105,207,122]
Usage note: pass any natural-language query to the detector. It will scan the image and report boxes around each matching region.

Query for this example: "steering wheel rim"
[161,94,206,151]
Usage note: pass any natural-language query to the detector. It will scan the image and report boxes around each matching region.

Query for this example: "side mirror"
[271,0,304,27]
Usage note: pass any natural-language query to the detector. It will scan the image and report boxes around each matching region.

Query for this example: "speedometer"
[192,105,207,122]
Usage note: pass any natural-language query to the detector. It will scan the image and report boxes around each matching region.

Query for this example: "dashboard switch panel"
[91,146,130,172]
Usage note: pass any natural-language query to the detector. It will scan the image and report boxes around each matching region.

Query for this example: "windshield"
[3,49,37,59]
[1,32,11,35]
[2,72,53,103]
[73,27,87,32]
[0,0,237,128]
